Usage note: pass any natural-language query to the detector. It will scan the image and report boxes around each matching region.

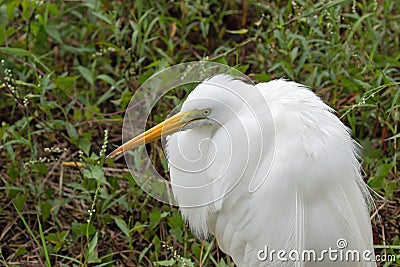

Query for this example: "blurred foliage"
[0,0,399,266]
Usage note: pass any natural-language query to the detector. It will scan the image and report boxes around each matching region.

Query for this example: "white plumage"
[108,74,376,266]
[166,75,375,266]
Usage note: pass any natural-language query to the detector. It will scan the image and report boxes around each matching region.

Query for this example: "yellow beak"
[107,112,192,158]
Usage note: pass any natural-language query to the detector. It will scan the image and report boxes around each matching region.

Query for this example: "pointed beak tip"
[106,149,121,159]
[107,111,191,160]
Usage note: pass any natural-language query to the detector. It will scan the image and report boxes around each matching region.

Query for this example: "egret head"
[107,75,255,158]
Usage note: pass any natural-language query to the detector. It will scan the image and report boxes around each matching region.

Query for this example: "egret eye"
[202,109,210,116]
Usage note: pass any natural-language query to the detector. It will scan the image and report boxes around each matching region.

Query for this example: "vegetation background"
[0,0,399,266]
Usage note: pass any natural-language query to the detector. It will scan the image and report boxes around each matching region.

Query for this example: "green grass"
[0,0,399,266]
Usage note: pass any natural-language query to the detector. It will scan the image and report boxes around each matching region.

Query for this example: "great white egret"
[108,74,376,266]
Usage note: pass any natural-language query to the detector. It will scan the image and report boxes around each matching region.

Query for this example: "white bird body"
[108,74,376,266]
[165,75,376,266]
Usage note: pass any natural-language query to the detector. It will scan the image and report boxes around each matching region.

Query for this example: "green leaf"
[386,132,400,141]
[0,46,31,56]
[83,165,109,186]
[375,164,393,180]
[169,227,183,243]
[226,28,248,35]
[14,194,26,212]
[71,221,96,236]
[45,24,63,43]
[65,123,78,140]
[384,180,398,199]
[0,26,17,45]
[15,247,28,257]
[37,214,51,267]
[77,137,91,156]
[149,209,169,229]
[92,11,113,25]
[95,88,115,106]
[88,231,98,255]
[254,16,263,27]
[290,46,299,62]
[87,232,100,263]
[254,72,272,82]
[131,222,148,233]
[167,211,184,229]
[40,201,51,222]
[368,163,393,190]
[55,76,79,91]
[139,245,150,263]
[96,74,116,86]
[78,66,94,85]
[113,217,130,238]
[45,230,69,253]
[153,259,176,266]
